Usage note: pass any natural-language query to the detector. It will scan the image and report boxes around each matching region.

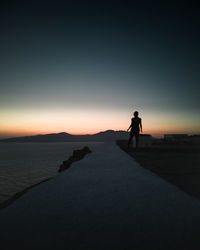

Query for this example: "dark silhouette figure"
[127,111,142,148]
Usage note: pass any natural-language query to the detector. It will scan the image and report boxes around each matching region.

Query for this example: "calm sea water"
[0,142,103,204]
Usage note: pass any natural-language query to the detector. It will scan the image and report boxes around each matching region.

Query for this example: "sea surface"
[0,142,103,204]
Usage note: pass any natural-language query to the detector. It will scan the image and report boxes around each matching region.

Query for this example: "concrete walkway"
[1,142,200,250]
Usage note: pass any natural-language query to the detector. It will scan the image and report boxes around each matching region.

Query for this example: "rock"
[58,146,92,172]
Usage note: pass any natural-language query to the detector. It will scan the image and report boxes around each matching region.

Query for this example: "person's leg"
[128,132,133,147]
[135,134,139,148]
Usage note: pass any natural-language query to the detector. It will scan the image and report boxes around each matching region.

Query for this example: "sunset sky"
[0,1,199,138]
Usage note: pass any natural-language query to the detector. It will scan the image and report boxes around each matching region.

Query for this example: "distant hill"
[0,130,129,142]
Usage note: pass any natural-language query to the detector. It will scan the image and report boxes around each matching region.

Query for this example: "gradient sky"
[0,1,200,138]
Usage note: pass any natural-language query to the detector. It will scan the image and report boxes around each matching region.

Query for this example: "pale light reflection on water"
[0,142,102,204]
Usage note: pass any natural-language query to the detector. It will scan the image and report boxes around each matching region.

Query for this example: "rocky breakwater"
[58,146,92,172]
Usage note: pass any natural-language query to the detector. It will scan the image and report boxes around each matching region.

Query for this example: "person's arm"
[140,119,142,133]
[127,123,132,132]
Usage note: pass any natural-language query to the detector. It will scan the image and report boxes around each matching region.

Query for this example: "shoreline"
[0,178,51,209]
[0,146,92,209]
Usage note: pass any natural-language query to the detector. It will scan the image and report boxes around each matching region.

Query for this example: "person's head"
[133,111,139,117]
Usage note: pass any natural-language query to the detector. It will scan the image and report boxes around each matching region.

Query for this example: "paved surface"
[1,142,200,250]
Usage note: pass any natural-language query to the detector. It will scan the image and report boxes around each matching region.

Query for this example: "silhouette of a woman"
[127,111,142,148]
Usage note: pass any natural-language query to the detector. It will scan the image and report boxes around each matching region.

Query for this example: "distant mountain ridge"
[0,130,129,142]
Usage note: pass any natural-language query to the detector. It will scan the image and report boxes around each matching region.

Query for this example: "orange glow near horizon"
[1,127,199,140]
[0,109,200,139]
[1,122,199,139]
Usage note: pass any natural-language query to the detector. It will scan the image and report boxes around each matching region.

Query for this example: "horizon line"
[0,129,199,140]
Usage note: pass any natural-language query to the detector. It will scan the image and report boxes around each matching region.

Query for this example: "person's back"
[127,111,142,148]
[131,117,141,133]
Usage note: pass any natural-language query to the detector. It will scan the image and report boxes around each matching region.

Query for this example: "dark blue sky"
[0,1,199,137]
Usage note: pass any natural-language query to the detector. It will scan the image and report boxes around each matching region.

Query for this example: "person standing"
[127,111,142,148]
